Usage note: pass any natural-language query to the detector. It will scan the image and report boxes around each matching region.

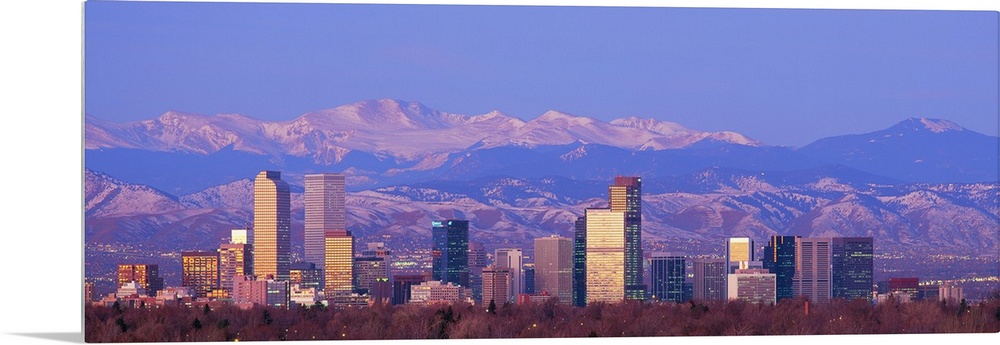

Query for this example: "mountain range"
[83,100,999,257]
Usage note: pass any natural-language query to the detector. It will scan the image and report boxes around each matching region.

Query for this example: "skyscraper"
[650,253,686,303]
[523,263,535,295]
[481,266,511,306]
[572,216,587,307]
[304,173,346,268]
[534,235,573,304]
[691,258,727,301]
[324,230,354,297]
[230,228,249,245]
[468,242,487,303]
[609,176,644,300]
[762,235,797,302]
[831,237,873,301]
[495,248,523,302]
[218,242,252,295]
[432,220,470,287]
[254,170,291,281]
[585,208,626,304]
[353,256,388,295]
[182,251,220,298]
[726,237,755,272]
[391,274,427,305]
[793,237,832,303]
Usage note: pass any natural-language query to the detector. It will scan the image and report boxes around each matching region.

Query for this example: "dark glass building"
[572,216,587,307]
[390,274,427,305]
[610,176,645,301]
[763,235,797,302]
[431,220,470,287]
[831,237,873,301]
[650,254,687,303]
[523,263,535,295]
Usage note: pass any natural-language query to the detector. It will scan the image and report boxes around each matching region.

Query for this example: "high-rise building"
[468,242,487,303]
[289,262,323,293]
[391,274,427,305]
[534,235,573,304]
[304,173,346,268]
[324,230,354,297]
[831,237,873,301]
[481,266,511,306]
[495,248,523,303]
[762,236,797,302]
[230,228,249,245]
[432,220,470,287]
[353,256,388,295]
[585,208,626,304]
[254,170,291,281]
[218,242,252,295]
[572,216,587,307]
[727,268,776,304]
[691,258,727,301]
[726,237,755,272]
[793,237,832,303]
[116,264,164,297]
[650,253,686,303]
[182,251,219,298]
[523,263,535,295]
[609,176,644,300]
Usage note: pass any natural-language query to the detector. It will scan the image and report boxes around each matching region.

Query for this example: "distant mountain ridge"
[86,99,758,163]
[84,167,999,256]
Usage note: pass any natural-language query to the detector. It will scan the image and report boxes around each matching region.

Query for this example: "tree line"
[85,296,1000,342]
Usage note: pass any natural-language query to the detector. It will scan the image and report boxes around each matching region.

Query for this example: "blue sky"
[84,2,998,146]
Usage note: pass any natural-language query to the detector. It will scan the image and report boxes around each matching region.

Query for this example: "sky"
[84,1,998,147]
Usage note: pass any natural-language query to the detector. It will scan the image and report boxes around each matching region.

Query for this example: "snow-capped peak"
[609,116,691,135]
[918,118,963,133]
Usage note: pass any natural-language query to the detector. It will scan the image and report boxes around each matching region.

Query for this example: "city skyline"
[6,0,999,342]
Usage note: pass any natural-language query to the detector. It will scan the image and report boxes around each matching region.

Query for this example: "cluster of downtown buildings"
[86,171,964,310]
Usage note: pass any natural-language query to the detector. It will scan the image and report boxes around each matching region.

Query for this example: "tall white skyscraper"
[495,248,523,303]
[254,170,290,281]
[304,173,346,268]
[585,208,626,304]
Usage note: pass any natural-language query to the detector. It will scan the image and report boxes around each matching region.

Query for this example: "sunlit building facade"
[218,242,252,295]
[117,264,164,297]
[182,251,220,298]
[324,230,354,297]
[609,176,645,300]
[585,208,626,304]
[304,173,346,268]
[253,170,291,281]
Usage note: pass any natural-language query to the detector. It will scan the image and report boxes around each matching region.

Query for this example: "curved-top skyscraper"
[254,170,291,281]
